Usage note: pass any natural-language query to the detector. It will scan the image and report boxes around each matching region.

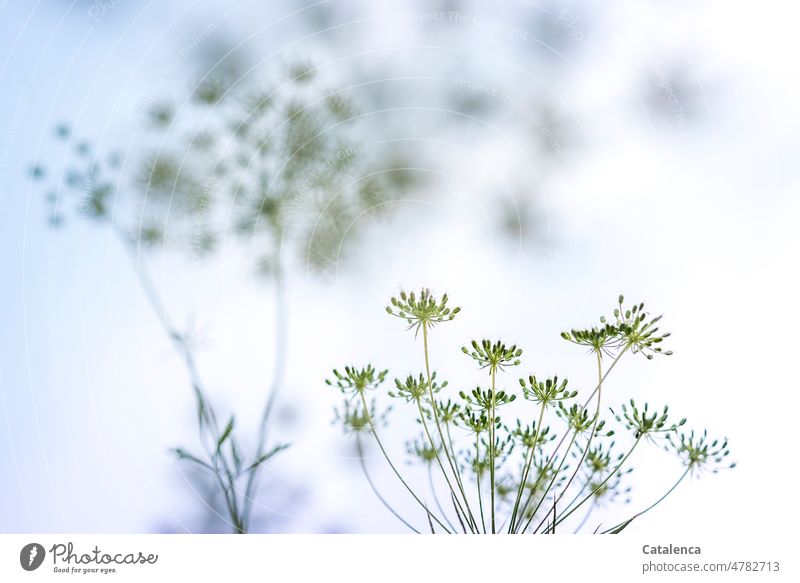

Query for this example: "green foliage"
[171,411,289,534]
[325,288,734,534]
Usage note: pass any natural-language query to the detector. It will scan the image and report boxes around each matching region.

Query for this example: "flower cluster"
[462,339,522,372]
[561,295,672,359]
[324,289,733,534]
[385,289,460,335]
[666,430,735,474]
[612,400,686,440]
[325,365,388,395]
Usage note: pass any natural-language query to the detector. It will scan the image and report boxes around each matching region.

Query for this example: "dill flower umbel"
[324,289,733,534]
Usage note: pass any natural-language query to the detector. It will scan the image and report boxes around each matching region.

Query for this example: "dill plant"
[325,289,734,533]
[33,58,418,533]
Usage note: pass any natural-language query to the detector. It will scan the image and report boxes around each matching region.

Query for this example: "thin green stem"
[489,364,497,533]
[638,467,690,516]
[356,434,420,533]
[421,322,478,532]
[211,452,241,533]
[508,402,546,533]
[559,472,593,519]
[475,433,487,533]
[416,399,471,530]
[445,422,468,502]
[550,351,605,519]
[243,262,288,527]
[514,345,629,533]
[602,467,691,534]
[514,425,574,531]
[573,503,595,533]
[522,431,577,533]
[115,222,255,533]
[546,436,641,532]
[359,391,451,532]
[428,465,457,533]
[115,224,217,432]
[581,345,629,408]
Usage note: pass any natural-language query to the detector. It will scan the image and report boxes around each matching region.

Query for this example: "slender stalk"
[573,503,595,533]
[444,422,469,507]
[638,467,690,516]
[114,224,213,428]
[421,322,478,531]
[113,222,259,531]
[356,435,420,533]
[549,351,605,519]
[580,346,629,408]
[428,465,457,533]
[514,346,629,533]
[602,467,691,534]
[522,431,577,533]
[508,446,534,533]
[243,262,288,526]
[450,493,467,533]
[559,473,593,519]
[416,399,471,530]
[514,425,574,531]
[211,451,241,533]
[508,402,546,532]
[475,433,487,533]
[359,391,451,532]
[489,365,497,533]
[545,436,642,532]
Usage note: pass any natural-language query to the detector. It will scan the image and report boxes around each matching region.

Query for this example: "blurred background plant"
[32,54,421,532]
[326,289,734,533]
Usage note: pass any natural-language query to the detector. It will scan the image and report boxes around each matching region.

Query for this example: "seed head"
[333,399,389,435]
[666,429,735,474]
[580,441,626,474]
[406,437,439,465]
[612,399,686,440]
[433,399,461,424]
[561,295,672,360]
[462,339,522,372]
[389,372,447,403]
[385,288,460,335]
[612,295,672,359]
[560,323,621,357]
[519,375,577,407]
[459,386,517,412]
[326,364,388,395]
[511,419,553,449]
[459,410,494,434]
[589,472,632,507]
[557,403,613,436]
